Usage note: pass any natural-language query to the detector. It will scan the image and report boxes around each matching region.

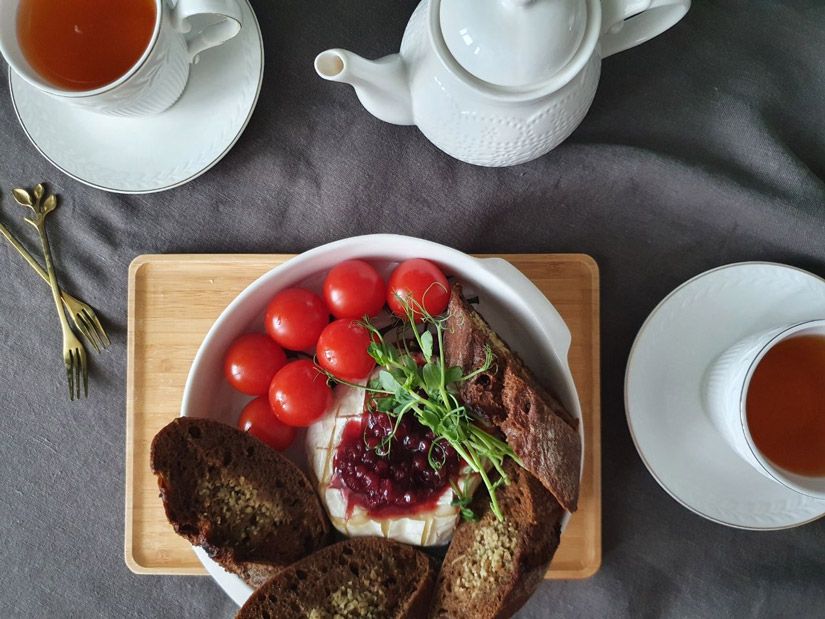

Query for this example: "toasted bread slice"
[236,538,436,619]
[444,283,581,511]
[428,463,564,619]
[150,417,330,587]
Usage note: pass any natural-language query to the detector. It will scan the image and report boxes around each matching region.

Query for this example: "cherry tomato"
[323,260,386,319]
[237,397,297,451]
[316,319,376,380]
[387,258,450,320]
[265,288,329,351]
[269,360,333,427]
[224,333,287,396]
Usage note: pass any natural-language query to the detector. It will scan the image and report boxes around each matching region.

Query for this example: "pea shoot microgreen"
[319,289,522,521]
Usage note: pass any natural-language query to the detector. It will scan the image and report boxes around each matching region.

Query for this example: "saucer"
[8,0,262,194]
[625,262,825,530]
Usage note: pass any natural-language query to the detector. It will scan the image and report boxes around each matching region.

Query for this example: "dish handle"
[476,257,572,361]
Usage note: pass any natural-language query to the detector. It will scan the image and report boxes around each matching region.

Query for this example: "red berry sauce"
[333,411,462,516]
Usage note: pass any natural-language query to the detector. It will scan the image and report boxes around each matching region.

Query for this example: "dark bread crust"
[150,417,330,587]
[236,538,436,619]
[428,463,564,619]
[444,283,581,511]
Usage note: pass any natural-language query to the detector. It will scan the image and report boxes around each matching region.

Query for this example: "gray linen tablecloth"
[1,1,824,617]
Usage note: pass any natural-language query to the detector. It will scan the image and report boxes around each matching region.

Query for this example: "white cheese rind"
[305,381,477,546]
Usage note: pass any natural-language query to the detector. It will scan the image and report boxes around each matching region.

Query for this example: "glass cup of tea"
[704,319,825,500]
[0,0,242,116]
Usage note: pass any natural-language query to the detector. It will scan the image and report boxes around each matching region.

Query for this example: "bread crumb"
[453,517,518,595]
[306,568,386,618]
[196,470,284,544]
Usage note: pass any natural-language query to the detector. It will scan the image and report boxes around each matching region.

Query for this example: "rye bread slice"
[428,463,565,619]
[443,283,581,511]
[150,417,330,587]
[235,538,436,619]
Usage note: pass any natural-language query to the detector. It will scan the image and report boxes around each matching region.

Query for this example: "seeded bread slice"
[428,463,565,619]
[150,417,330,587]
[235,537,437,619]
[444,283,581,511]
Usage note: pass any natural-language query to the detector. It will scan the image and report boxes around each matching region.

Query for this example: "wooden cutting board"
[125,254,601,579]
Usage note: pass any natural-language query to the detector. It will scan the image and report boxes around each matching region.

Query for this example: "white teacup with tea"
[0,0,243,116]
[705,319,825,500]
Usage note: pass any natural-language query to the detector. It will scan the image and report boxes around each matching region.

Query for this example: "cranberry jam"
[333,411,462,516]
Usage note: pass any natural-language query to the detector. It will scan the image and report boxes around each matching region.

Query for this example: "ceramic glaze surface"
[704,326,798,477]
[404,1,600,166]
[316,0,690,167]
[704,320,825,499]
[0,0,242,116]
[626,263,825,530]
[74,7,189,116]
[9,0,263,193]
[439,0,587,87]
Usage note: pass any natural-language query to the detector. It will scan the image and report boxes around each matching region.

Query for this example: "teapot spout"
[315,49,413,126]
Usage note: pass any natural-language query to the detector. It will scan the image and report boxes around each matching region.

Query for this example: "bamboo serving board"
[125,253,601,579]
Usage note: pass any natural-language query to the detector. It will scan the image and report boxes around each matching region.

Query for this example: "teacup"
[704,319,825,500]
[0,0,242,116]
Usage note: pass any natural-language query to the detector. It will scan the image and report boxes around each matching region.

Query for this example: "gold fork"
[13,184,88,400]
[0,218,109,353]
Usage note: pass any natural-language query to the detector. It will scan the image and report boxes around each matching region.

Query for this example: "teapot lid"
[439,0,588,88]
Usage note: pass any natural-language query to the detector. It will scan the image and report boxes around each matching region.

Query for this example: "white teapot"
[315,0,689,167]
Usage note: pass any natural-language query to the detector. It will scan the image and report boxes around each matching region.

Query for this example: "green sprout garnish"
[319,286,522,521]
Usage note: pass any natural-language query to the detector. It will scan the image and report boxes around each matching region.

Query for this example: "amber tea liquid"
[17,0,157,91]
[746,334,825,477]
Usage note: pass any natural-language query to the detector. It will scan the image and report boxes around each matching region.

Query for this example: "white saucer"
[8,0,262,194]
[625,262,825,530]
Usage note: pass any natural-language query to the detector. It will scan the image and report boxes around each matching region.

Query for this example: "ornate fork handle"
[13,185,88,400]
[0,218,109,351]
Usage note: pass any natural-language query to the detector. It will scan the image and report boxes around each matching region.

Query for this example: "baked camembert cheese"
[306,377,479,546]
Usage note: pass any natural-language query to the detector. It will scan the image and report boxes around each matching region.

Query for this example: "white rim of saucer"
[7,0,263,195]
[624,261,825,531]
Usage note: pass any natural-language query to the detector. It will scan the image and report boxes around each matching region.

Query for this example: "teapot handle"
[600,0,690,58]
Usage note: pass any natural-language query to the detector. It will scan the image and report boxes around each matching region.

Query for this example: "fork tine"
[76,349,82,400]
[76,312,101,353]
[86,311,108,350]
[84,309,110,348]
[71,349,77,401]
[75,350,81,400]
[66,352,75,402]
[80,347,88,398]
[73,313,100,353]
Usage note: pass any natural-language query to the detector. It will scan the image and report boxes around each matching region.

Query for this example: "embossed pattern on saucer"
[8,0,262,194]
[625,262,825,530]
